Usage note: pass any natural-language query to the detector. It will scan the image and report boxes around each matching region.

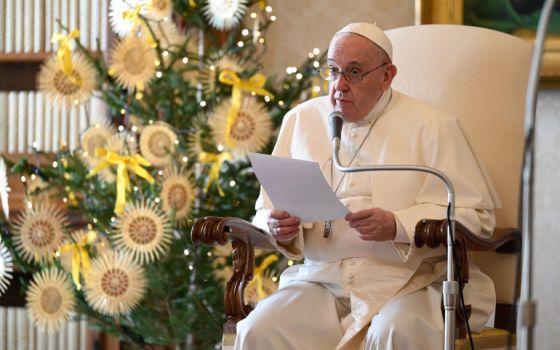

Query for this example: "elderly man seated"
[235,23,498,350]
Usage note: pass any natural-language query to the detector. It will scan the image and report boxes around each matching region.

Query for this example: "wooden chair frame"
[191,216,521,339]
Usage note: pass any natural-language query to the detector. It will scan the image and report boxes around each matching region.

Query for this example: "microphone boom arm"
[332,137,458,350]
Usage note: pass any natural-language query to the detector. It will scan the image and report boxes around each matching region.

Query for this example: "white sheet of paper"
[250,153,350,224]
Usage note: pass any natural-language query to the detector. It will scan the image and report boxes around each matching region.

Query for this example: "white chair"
[387,24,531,348]
[192,24,532,349]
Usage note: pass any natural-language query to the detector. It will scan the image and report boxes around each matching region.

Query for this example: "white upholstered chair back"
[386,24,532,229]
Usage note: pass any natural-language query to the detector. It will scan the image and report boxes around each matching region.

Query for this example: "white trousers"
[235,276,492,350]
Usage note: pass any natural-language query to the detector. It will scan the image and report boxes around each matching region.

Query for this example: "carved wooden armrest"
[415,218,521,293]
[414,219,521,337]
[415,219,521,253]
[191,216,275,332]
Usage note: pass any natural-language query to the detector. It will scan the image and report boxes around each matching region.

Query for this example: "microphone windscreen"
[329,110,344,140]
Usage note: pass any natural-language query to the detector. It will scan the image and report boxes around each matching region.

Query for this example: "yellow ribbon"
[189,0,197,7]
[198,151,233,196]
[58,230,97,291]
[218,70,272,147]
[122,5,144,32]
[88,149,155,214]
[247,254,279,300]
[51,29,80,79]
[122,5,157,48]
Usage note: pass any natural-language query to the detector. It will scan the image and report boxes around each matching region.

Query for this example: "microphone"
[329,109,344,142]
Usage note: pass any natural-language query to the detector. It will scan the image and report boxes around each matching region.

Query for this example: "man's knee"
[366,313,443,349]
[366,312,399,347]
[236,308,281,341]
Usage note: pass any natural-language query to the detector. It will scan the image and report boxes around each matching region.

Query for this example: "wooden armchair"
[192,217,521,348]
[192,24,532,349]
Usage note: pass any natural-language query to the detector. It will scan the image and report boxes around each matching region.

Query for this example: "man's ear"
[383,64,397,90]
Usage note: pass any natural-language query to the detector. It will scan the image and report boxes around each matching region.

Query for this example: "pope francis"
[234,23,499,350]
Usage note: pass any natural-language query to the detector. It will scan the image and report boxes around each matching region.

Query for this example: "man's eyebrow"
[326,59,366,67]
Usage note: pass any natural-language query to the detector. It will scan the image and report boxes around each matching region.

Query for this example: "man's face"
[327,33,396,123]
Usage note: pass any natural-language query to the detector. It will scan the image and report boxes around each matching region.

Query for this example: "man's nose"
[333,74,350,91]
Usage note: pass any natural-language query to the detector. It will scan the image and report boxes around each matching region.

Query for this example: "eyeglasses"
[318,62,388,83]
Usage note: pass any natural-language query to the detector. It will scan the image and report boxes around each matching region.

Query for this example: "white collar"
[350,88,393,127]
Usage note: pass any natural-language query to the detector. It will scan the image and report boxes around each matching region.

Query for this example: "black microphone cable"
[447,204,476,350]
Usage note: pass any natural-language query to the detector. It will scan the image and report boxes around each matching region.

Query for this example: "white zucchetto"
[335,22,393,61]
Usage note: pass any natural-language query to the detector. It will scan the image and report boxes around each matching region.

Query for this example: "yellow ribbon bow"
[218,70,272,148]
[198,151,233,196]
[122,5,157,48]
[58,230,97,290]
[247,254,279,300]
[122,5,144,32]
[51,29,80,79]
[88,149,155,214]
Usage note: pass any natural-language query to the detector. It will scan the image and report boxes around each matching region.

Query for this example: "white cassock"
[235,89,500,350]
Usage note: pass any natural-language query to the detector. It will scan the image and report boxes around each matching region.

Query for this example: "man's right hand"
[267,209,301,243]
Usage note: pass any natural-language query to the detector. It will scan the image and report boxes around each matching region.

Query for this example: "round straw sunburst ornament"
[26,174,51,206]
[142,20,185,50]
[80,123,115,159]
[80,123,116,178]
[141,19,184,51]
[37,53,96,109]
[201,55,243,95]
[139,122,177,167]
[203,0,249,30]
[186,129,204,157]
[109,36,157,93]
[112,201,172,264]
[146,0,173,20]
[160,166,195,226]
[0,158,9,219]
[11,203,68,264]
[211,242,233,283]
[109,0,147,38]
[0,241,13,295]
[244,269,278,306]
[84,252,146,316]
[26,269,76,332]
[209,97,272,158]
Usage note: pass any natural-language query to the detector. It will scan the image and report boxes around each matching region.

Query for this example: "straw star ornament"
[160,166,196,227]
[209,97,272,158]
[37,53,97,109]
[26,269,76,332]
[84,252,147,316]
[112,200,173,264]
[11,203,68,264]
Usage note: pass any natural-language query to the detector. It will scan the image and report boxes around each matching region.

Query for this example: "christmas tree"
[0,0,325,348]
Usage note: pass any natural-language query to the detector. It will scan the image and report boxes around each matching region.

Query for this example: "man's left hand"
[345,208,396,241]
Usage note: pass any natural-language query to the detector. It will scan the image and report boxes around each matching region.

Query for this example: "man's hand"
[267,209,300,243]
[345,208,396,241]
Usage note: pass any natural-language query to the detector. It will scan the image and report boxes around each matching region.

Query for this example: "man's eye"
[328,67,339,74]
[349,68,362,76]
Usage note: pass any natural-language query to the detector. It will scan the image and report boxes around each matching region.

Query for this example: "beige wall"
[261,0,414,75]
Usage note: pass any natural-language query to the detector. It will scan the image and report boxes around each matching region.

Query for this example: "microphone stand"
[518,0,556,349]
[331,132,458,350]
